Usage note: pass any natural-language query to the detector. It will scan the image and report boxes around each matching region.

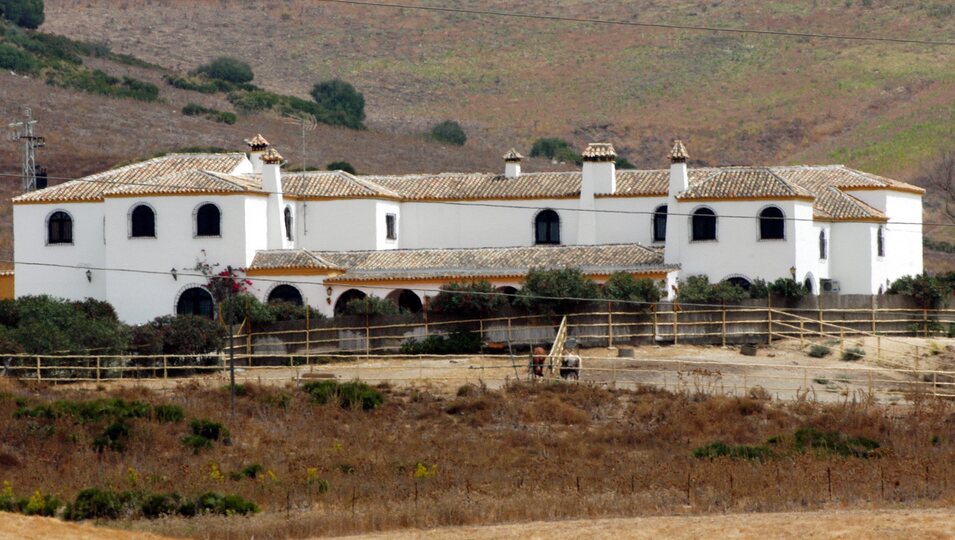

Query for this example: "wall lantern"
[789,266,796,278]
[171,268,178,281]
[85,269,92,283]
[326,286,333,297]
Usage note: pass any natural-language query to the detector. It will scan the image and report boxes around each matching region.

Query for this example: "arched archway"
[267,284,304,306]
[725,276,751,291]
[176,286,214,318]
[386,289,422,313]
[496,286,518,304]
[334,289,366,315]
[803,273,815,295]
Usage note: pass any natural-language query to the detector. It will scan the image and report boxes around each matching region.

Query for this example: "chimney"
[581,143,617,195]
[668,139,689,197]
[260,146,289,249]
[245,133,270,174]
[503,148,523,179]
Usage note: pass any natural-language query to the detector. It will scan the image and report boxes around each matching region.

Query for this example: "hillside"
[3,0,955,268]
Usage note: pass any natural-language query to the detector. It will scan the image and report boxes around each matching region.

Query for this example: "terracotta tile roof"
[103,170,260,196]
[768,166,898,220]
[249,249,339,271]
[369,172,582,200]
[245,134,270,150]
[13,154,247,203]
[668,140,689,162]
[260,147,284,164]
[282,171,399,199]
[581,143,617,162]
[502,148,523,161]
[248,244,674,282]
[677,167,815,200]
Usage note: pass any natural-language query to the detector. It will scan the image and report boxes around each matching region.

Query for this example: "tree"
[326,160,356,174]
[676,275,748,305]
[616,157,636,169]
[310,79,365,128]
[601,273,661,307]
[341,296,400,316]
[888,273,953,308]
[430,120,467,146]
[429,281,506,317]
[195,57,254,84]
[516,268,600,314]
[922,151,955,222]
[0,0,44,29]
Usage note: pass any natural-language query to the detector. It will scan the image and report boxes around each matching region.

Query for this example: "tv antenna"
[8,108,45,192]
[283,115,317,171]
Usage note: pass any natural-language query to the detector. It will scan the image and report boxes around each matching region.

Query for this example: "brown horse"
[531,346,546,377]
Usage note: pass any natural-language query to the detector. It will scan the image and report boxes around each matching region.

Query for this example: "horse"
[530,346,546,378]
[559,352,581,381]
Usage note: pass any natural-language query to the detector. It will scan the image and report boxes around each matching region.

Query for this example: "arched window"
[130,204,156,238]
[652,205,668,242]
[47,211,73,244]
[877,226,885,257]
[176,287,214,318]
[267,284,304,306]
[534,209,560,245]
[284,206,293,242]
[196,203,221,237]
[691,207,717,241]
[386,289,422,313]
[819,230,827,260]
[758,206,785,240]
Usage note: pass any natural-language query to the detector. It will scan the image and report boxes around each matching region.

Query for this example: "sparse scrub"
[195,56,254,84]
[52,69,159,101]
[340,296,401,316]
[181,103,236,124]
[302,380,383,410]
[430,120,467,146]
[400,330,483,355]
[841,347,865,362]
[693,441,772,460]
[428,281,506,317]
[0,42,36,72]
[326,160,356,174]
[808,344,831,358]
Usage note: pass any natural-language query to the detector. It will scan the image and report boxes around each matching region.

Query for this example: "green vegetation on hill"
[0,0,44,29]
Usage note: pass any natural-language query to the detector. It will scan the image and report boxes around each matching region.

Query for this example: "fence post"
[871,296,877,334]
[507,317,512,344]
[245,322,252,367]
[479,319,484,342]
[673,307,679,345]
[305,303,311,366]
[35,356,40,381]
[839,327,844,354]
[163,356,168,380]
[877,335,882,362]
[923,308,929,337]
[652,306,658,341]
[721,303,727,347]
[96,357,101,382]
[799,320,805,346]
[767,295,773,345]
[818,306,824,335]
[607,302,613,348]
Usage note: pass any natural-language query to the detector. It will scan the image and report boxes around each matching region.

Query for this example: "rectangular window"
[386,213,397,240]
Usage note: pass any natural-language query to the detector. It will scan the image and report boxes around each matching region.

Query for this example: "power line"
[315,0,955,46]
[0,170,939,229]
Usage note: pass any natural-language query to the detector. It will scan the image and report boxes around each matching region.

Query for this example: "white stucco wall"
[594,196,666,246]
[295,199,383,251]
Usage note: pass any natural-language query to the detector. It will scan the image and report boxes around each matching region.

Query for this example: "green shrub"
[189,492,259,516]
[141,493,180,518]
[181,103,237,124]
[601,272,662,306]
[430,120,467,145]
[164,74,219,93]
[429,281,506,317]
[310,78,365,128]
[676,275,747,305]
[516,268,600,314]
[341,296,400,316]
[769,278,809,299]
[20,490,60,516]
[181,434,213,453]
[808,344,831,358]
[92,420,130,453]
[842,347,865,362]
[215,111,236,124]
[326,160,356,174]
[189,418,228,441]
[146,315,225,355]
[182,102,208,116]
[0,0,44,29]
[400,330,483,355]
[229,463,263,480]
[529,137,573,159]
[153,404,184,423]
[227,89,279,112]
[888,273,952,308]
[220,293,274,325]
[615,157,636,169]
[792,427,879,458]
[66,488,123,520]
[1,295,129,355]
[302,380,384,410]
[54,69,159,101]
[267,301,323,322]
[693,441,772,460]
[15,398,149,423]
[195,57,253,83]
[0,43,37,72]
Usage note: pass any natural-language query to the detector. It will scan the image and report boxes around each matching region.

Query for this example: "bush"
[302,380,384,410]
[430,120,467,146]
[808,344,831,358]
[146,315,225,355]
[601,272,661,306]
[888,273,952,308]
[66,488,123,520]
[676,275,747,305]
[141,493,180,518]
[181,103,237,124]
[326,160,356,174]
[400,330,483,355]
[842,347,865,362]
[190,492,259,516]
[0,43,37,72]
[189,418,228,441]
[220,293,274,326]
[227,89,279,112]
[616,157,636,169]
[516,268,600,314]
[267,301,323,322]
[3,295,130,355]
[341,296,400,316]
[0,0,44,29]
[792,427,879,458]
[153,404,185,423]
[310,78,365,127]
[529,137,573,160]
[55,69,159,102]
[22,490,59,517]
[14,397,149,423]
[195,57,253,83]
[693,441,772,460]
[163,74,219,93]
[429,281,506,317]
[229,463,263,480]
[181,435,213,453]
[769,278,808,299]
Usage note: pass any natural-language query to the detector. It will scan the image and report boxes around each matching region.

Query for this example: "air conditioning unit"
[820,279,841,294]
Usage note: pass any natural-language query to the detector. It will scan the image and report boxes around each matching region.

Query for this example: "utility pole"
[7,108,44,192]
[227,265,236,418]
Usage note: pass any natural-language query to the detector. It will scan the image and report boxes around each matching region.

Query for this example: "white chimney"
[260,146,289,250]
[245,133,270,174]
[668,139,689,197]
[503,148,523,179]
[581,143,617,195]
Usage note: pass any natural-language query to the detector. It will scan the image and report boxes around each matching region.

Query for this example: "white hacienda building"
[12,135,923,323]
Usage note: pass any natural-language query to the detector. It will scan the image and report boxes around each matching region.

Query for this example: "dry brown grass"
[1,376,954,539]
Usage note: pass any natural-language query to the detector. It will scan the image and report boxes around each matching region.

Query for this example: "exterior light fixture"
[171,268,178,281]
[326,286,333,297]
[789,266,796,278]
[85,269,92,282]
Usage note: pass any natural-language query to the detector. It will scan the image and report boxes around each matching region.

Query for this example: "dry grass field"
[1,372,955,539]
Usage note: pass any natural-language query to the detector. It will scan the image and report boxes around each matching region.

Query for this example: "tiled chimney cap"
[668,140,689,163]
[502,148,523,162]
[581,143,617,162]
[245,134,270,151]
[260,146,284,165]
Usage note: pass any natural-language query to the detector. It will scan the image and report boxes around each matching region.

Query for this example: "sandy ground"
[331,508,955,540]
[0,512,173,540]
[71,337,954,404]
